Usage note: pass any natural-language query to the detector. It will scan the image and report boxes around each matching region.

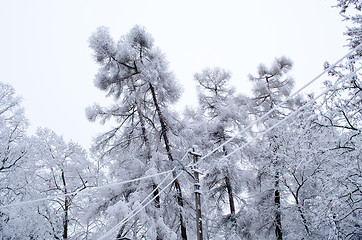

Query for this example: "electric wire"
[196,43,362,164]
[194,65,362,169]
[0,169,173,210]
[1,40,361,239]
[97,170,183,240]
[224,67,361,161]
[2,44,359,212]
[87,44,362,239]
[97,149,192,239]
[0,147,193,210]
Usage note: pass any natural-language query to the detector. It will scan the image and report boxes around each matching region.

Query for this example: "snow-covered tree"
[247,57,297,240]
[0,82,28,174]
[190,67,249,238]
[23,128,97,240]
[309,2,362,238]
[87,25,188,239]
[0,82,31,239]
[336,0,362,13]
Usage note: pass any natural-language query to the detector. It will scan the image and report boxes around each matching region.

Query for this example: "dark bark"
[173,178,188,240]
[274,171,282,240]
[149,83,187,240]
[192,151,203,240]
[116,225,126,240]
[297,205,309,234]
[284,176,310,235]
[148,83,173,162]
[225,176,235,215]
[152,183,161,209]
[156,234,163,240]
[137,103,162,239]
[222,145,236,217]
[136,103,152,162]
[61,171,69,240]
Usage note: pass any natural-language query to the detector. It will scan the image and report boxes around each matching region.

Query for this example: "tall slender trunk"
[137,104,152,162]
[148,84,173,162]
[63,198,69,240]
[149,83,188,240]
[225,175,235,215]
[293,187,309,235]
[274,171,282,240]
[271,133,282,240]
[61,171,69,240]
[222,146,236,216]
[297,206,309,234]
[191,151,203,240]
[137,103,162,239]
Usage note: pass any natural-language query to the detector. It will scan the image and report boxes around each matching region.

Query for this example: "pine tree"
[247,57,296,240]
[191,67,249,238]
[87,25,187,239]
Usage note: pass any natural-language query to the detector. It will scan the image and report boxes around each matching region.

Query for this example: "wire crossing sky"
[193,43,362,166]
[97,46,362,239]
[0,41,360,238]
[0,169,174,211]
[0,0,349,149]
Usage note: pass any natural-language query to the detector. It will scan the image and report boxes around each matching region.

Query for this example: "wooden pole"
[190,149,203,240]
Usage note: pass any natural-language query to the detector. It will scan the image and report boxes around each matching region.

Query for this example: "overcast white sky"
[0,0,349,149]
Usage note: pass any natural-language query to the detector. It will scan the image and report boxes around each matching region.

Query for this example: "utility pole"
[190,148,203,240]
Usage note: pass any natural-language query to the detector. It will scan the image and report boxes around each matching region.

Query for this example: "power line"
[2,41,360,239]
[0,169,173,210]
[97,170,183,240]
[195,65,362,168]
[96,46,362,239]
[97,148,192,239]
[0,147,193,210]
[188,43,362,169]
[196,43,362,164]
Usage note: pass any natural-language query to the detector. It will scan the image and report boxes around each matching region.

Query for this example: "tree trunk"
[137,103,161,209]
[225,175,235,215]
[274,171,282,240]
[148,83,173,162]
[173,178,188,240]
[61,171,69,240]
[149,83,188,240]
[116,225,126,240]
[293,188,309,235]
[192,151,203,240]
[297,205,309,234]
[63,199,69,240]
[222,146,236,216]
[137,104,152,162]
[152,183,161,208]
[137,103,162,239]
